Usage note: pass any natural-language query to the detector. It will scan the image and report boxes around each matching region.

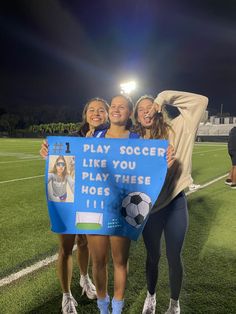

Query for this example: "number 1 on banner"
[65,142,71,153]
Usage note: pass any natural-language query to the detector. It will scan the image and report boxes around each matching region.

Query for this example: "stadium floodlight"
[120,81,136,94]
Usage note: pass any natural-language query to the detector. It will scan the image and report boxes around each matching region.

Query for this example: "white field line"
[0,255,58,287]
[0,173,228,288]
[0,159,42,164]
[0,175,44,184]
[0,246,77,287]
[192,148,225,154]
[0,152,39,158]
[195,143,227,146]
[186,173,228,195]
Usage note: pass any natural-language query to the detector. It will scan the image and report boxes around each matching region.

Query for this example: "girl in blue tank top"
[94,127,139,138]
[86,94,139,314]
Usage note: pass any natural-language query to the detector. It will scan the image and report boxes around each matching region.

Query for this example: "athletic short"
[59,193,67,201]
[229,151,236,166]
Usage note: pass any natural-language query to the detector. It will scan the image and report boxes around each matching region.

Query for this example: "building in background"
[197,112,236,142]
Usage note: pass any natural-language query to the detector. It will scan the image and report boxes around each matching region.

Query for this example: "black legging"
[142,192,188,300]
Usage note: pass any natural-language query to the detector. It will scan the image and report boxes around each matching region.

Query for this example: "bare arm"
[166,144,175,168]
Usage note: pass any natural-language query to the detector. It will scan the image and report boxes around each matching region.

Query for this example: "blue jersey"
[93,128,140,139]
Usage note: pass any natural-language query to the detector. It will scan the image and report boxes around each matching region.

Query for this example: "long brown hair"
[133,95,173,139]
[51,156,68,181]
[79,97,109,136]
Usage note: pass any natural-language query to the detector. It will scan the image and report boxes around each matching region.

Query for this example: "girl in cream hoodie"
[134,90,208,314]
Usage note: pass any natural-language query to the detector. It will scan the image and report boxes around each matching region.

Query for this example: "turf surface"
[0,139,235,313]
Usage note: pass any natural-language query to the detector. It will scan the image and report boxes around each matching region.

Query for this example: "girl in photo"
[48,155,74,202]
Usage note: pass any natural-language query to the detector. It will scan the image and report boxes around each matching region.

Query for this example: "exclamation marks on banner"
[86,200,104,209]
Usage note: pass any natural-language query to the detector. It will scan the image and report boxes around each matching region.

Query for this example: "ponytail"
[150,111,171,139]
[126,118,133,130]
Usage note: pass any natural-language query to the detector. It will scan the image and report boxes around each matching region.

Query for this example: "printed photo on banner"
[47,155,75,203]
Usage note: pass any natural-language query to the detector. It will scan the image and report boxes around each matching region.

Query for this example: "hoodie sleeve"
[154,90,208,132]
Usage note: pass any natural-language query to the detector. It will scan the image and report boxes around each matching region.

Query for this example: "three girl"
[41,90,208,314]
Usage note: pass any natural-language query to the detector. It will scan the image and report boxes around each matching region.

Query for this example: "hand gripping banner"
[46,136,168,240]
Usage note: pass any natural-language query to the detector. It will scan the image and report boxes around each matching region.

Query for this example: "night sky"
[0,0,236,124]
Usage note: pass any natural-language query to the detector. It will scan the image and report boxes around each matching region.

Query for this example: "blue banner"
[46,136,168,240]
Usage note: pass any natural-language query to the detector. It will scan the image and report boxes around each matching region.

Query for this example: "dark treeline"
[0,103,83,136]
[0,102,232,137]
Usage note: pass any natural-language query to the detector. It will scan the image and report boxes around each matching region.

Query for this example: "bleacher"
[196,123,236,142]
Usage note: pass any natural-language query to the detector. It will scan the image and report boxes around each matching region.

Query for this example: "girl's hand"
[145,102,161,119]
[40,140,49,159]
[166,144,175,168]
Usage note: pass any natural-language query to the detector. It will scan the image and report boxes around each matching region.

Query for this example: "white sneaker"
[225,179,232,186]
[62,294,78,314]
[165,298,180,314]
[142,292,156,314]
[189,184,201,191]
[80,275,97,299]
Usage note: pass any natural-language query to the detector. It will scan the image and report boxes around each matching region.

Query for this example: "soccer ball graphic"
[121,192,152,228]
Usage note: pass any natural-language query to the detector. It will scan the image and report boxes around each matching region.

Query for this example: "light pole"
[220,103,223,116]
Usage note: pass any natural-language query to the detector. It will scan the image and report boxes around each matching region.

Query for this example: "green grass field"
[0,138,235,314]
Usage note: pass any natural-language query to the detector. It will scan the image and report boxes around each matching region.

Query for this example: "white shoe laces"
[62,295,78,314]
[165,300,180,314]
[81,277,97,298]
[142,294,156,314]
